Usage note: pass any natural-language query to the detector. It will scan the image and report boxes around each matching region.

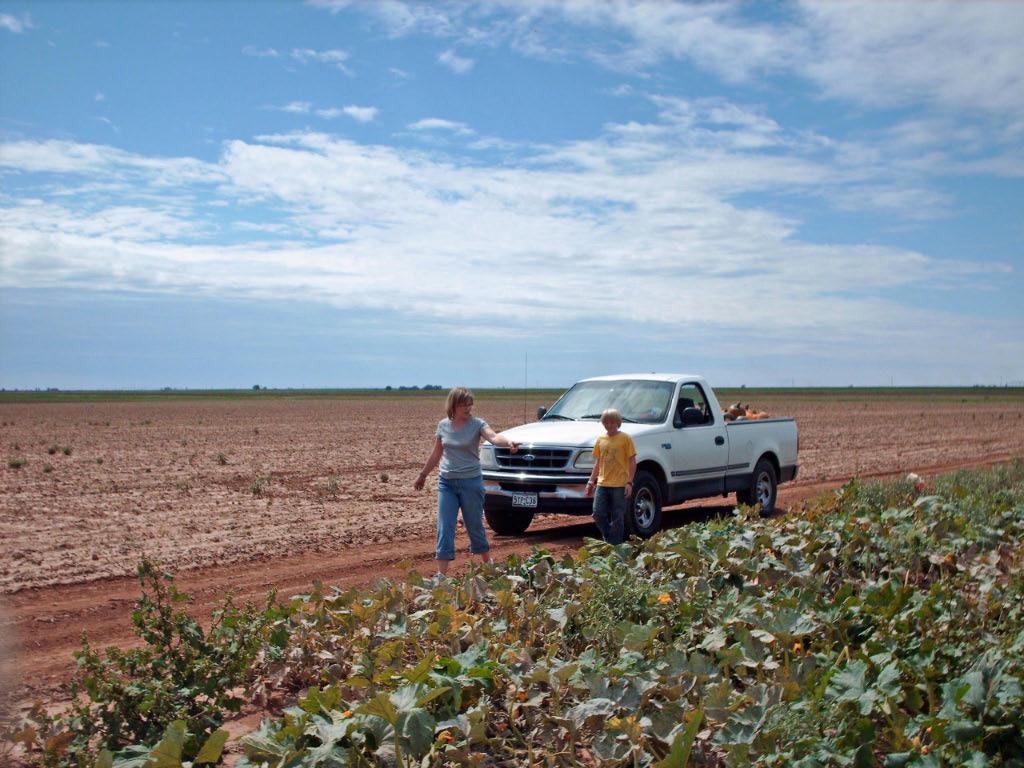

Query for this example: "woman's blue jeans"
[436,475,490,561]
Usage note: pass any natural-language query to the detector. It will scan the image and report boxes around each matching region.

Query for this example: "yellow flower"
[657,593,672,605]
[438,731,454,743]
[342,709,353,718]
[792,642,803,654]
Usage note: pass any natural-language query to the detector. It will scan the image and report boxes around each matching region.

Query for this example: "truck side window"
[676,383,713,426]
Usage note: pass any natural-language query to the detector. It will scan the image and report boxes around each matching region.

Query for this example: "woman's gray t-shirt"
[436,416,489,479]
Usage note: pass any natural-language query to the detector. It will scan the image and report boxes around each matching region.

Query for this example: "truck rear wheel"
[626,470,663,539]
[738,458,777,516]
[484,507,534,535]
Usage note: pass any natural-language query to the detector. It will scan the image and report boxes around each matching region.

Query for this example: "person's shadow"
[508,502,748,545]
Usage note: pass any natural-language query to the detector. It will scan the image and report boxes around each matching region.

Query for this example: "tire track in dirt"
[1,451,1016,711]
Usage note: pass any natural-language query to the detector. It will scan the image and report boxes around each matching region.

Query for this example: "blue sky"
[1,1,1022,389]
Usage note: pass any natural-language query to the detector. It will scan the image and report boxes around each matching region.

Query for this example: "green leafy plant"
[22,559,276,767]
[240,461,1024,767]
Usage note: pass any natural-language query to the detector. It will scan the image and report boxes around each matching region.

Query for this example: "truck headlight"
[573,449,595,469]
[481,445,497,469]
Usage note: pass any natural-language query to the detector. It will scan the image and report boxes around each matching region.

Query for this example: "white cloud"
[327,2,795,80]
[831,184,953,221]
[2,86,1020,381]
[0,139,224,186]
[309,0,458,40]
[94,92,105,102]
[1,105,1010,343]
[0,200,202,242]
[95,116,120,134]
[312,106,379,122]
[290,47,352,73]
[361,1,455,37]
[0,13,32,33]
[797,1,1024,119]
[342,105,379,123]
[272,103,378,122]
[320,1,1024,123]
[438,48,474,74]
[407,118,474,135]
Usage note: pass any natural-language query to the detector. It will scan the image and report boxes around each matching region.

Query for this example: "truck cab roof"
[580,373,705,384]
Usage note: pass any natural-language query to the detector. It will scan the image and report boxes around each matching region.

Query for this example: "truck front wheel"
[626,470,663,538]
[738,458,777,516]
[484,506,534,536]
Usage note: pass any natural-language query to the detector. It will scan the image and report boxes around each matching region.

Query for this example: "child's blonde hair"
[601,408,623,428]
[446,387,475,419]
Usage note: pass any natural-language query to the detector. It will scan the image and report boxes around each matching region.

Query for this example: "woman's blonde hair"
[446,387,475,419]
[601,408,623,428]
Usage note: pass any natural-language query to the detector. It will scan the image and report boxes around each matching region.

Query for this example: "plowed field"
[2,391,1022,709]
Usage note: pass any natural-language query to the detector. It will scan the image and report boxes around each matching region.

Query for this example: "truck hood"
[492,420,663,448]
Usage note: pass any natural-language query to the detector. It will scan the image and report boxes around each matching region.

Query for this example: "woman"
[413,387,518,577]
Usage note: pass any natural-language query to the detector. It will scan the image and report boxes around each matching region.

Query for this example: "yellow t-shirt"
[594,431,636,487]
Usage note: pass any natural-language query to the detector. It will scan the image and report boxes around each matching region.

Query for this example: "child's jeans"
[436,475,490,560]
[592,485,626,544]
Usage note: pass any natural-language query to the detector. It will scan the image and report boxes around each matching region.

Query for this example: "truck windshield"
[544,380,674,424]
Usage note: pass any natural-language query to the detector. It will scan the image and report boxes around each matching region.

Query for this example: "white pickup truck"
[481,373,798,538]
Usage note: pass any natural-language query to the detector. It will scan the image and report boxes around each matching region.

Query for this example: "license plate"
[511,492,538,508]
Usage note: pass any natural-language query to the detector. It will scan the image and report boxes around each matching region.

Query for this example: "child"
[584,408,636,545]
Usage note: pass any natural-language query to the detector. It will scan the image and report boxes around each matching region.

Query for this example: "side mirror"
[536,406,547,420]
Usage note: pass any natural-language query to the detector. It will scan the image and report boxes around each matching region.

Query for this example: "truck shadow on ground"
[501,502,746,547]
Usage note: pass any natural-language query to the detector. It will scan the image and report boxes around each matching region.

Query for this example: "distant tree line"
[384,385,443,391]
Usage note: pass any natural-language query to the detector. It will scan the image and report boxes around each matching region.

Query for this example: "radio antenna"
[523,351,528,422]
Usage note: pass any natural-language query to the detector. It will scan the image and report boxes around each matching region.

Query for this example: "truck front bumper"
[482,471,594,515]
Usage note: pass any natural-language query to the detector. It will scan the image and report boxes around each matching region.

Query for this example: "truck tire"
[484,507,534,536]
[738,458,777,516]
[626,470,663,538]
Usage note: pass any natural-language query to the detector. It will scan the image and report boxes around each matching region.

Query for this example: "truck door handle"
[715,436,725,445]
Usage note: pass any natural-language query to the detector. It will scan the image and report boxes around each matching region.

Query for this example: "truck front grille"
[495,447,572,470]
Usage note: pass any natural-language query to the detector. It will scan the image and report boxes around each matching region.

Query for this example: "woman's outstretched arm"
[414,437,444,490]
[482,425,518,452]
